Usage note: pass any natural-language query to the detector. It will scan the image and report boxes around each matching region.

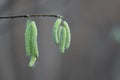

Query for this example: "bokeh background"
[0,0,120,80]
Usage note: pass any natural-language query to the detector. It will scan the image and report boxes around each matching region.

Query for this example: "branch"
[0,14,63,19]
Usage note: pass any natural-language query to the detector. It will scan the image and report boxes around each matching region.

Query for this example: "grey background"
[0,0,120,80]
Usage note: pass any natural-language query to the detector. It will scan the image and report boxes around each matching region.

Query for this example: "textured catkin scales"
[63,21,71,49]
[58,26,62,42]
[59,27,67,53]
[53,18,62,44]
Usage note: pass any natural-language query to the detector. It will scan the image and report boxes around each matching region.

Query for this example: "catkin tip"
[28,56,37,67]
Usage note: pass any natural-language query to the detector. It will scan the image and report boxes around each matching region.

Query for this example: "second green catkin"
[30,21,39,57]
[28,21,39,67]
[59,27,67,53]
[63,21,71,49]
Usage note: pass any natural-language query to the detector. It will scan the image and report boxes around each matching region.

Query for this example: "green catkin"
[59,27,67,53]
[53,18,62,44]
[25,19,39,67]
[63,21,71,49]
[25,19,32,56]
[30,21,39,57]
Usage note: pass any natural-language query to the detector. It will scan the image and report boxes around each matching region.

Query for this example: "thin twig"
[0,14,63,19]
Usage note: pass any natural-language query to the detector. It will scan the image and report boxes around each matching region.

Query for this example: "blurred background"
[0,0,120,80]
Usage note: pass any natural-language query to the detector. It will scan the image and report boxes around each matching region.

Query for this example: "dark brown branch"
[0,14,63,19]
